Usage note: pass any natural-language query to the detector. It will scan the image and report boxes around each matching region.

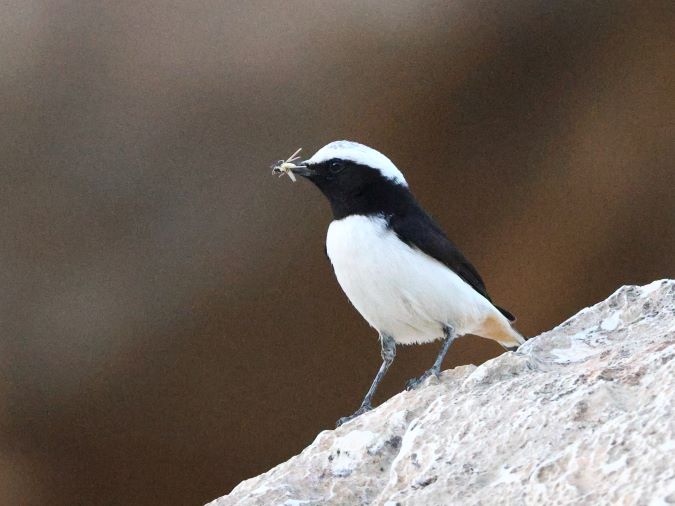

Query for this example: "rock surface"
[208,280,675,506]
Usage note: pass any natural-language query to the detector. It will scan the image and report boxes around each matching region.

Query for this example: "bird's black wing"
[389,210,516,321]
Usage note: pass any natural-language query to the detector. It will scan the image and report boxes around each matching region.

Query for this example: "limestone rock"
[208,280,675,505]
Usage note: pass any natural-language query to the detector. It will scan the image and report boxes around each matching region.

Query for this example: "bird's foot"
[405,367,440,391]
[335,403,372,428]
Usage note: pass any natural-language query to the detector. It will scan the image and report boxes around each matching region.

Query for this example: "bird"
[285,140,524,427]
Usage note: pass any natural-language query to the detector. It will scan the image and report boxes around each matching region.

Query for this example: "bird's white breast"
[326,215,495,344]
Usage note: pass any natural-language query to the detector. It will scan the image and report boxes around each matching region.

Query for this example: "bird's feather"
[388,208,516,322]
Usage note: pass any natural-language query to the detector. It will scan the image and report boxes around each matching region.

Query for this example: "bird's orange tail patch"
[477,315,524,347]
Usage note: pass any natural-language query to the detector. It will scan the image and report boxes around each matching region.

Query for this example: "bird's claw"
[335,403,372,428]
[405,368,440,391]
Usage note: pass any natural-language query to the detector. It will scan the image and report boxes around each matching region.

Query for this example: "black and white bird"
[284,140,524,427]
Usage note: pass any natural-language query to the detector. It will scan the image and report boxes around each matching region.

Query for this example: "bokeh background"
[1,1,673,504]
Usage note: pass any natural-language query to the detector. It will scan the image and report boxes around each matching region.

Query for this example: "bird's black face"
[302,158,380,196]
[297,158,410,220]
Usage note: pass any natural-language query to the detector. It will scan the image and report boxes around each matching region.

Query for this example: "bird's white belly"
[326,215,494,345]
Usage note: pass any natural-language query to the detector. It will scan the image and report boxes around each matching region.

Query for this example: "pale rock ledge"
[208,280,675,505]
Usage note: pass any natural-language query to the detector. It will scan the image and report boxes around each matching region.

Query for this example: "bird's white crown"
[306,141,408,186]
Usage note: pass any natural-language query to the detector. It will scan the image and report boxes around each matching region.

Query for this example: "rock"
[207,280,675,506]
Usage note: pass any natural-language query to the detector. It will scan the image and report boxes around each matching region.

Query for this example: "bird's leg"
[336,334,396,428]
[406,325,456,390]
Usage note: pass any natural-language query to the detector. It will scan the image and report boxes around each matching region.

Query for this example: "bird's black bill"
[291,164,315,177]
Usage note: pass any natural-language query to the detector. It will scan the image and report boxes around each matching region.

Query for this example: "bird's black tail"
[500,343,520,352]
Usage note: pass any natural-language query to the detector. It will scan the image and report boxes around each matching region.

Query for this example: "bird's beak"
[291,161,315,178]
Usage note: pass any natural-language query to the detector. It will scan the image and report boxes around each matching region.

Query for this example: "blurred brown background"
[1,0,673,504]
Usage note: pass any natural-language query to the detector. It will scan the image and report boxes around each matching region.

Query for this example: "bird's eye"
[329,161,344,174]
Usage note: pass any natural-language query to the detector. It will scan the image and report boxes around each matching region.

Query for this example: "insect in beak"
[271,148,313,182]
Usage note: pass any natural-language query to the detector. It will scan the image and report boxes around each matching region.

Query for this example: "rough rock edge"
[208,280,675,506]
